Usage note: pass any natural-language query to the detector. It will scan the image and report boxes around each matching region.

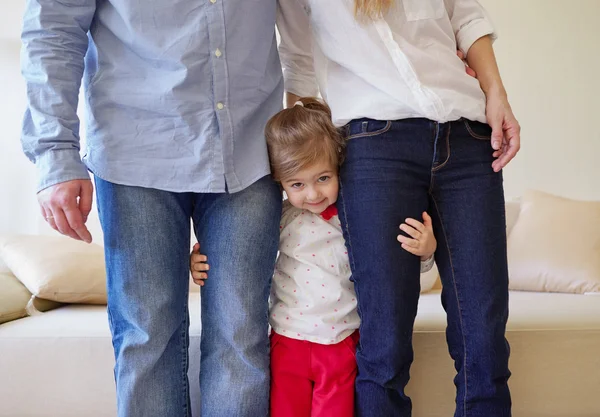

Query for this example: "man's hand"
[37,179,93,243]
[486,90,521,172]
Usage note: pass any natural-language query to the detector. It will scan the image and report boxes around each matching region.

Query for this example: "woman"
[277,1,520,416]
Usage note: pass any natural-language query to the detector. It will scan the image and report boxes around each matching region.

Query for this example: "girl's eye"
[291,183,303,189]
[318,176,330,183]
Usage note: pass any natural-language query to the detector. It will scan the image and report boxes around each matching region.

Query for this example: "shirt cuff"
[283,71,320,98]
[36,149,90,192]
[456,18,497,56]
[420,254,435,274]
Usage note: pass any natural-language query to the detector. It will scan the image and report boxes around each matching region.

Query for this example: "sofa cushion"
[0,235,107,304]
[507,189,600,294]
[0,271,31,324]
[505,199,521,236]
[0,270,64,325]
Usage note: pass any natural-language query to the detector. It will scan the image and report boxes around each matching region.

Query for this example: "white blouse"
[277,0,497,126]
[270,201,434,344]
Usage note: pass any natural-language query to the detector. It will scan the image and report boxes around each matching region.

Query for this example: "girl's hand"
[190,242,210,287]
[398,212,437,260]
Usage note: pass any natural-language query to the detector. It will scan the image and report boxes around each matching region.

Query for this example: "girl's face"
[280,159,339,214]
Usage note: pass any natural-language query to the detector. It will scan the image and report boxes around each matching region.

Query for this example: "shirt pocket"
[402,0,445,21]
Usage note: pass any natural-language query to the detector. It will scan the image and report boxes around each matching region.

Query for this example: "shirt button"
[215,48,222,57]
[216,102,224,110]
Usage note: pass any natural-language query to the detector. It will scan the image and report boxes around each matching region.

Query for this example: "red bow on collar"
[320,204,338,221]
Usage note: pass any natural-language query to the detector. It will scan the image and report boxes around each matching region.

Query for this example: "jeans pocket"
[462,119,493,141]
[402,0,445,21]
[346,120,392,140]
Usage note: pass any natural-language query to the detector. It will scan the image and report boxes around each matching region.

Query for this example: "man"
[20,0,299,415]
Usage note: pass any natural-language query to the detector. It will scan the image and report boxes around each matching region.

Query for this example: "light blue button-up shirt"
[21,0,284,193]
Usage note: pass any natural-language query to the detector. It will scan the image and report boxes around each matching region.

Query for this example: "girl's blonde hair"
[354,0,392,19]
[265,97,345,182]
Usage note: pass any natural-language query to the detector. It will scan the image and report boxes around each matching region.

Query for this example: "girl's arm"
[398,212,437,267]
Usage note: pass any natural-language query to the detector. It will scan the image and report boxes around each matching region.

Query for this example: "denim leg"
[95,177,193,417]
[192,175,282,416]
[338,119,434,417]
[430,120,512,417]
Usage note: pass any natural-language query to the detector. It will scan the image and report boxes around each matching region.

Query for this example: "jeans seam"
[431,195,469,417]
[432,123,451,172]
[338,178,363,346]
[106,306,119,364]
[428,174,436,195]
[339,178,356,278]
[428,123,438,194]
[181,295,190,417]
[345,120,392,140]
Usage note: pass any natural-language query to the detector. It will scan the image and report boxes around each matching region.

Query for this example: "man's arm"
[277,0,319,108]
[22,0,97,241]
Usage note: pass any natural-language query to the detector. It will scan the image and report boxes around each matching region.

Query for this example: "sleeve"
[420,254,435,274]
[444,0,497,56]
[21,0,96,192]
[276,0,319,97]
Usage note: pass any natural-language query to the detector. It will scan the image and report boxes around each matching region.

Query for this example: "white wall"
[0,38,38,236]
[481,0,600,201]
[0,0,24,39]
[1,0,599,238]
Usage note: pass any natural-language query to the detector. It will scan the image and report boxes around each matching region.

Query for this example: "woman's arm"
[468,36,521,172]
[277,0,319,108]
[444,0,520,170]
[466,36,504,97]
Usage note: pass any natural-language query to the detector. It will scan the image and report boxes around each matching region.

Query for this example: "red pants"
[270,331,359,417]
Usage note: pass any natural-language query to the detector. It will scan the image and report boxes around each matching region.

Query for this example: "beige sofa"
[1,200,599,417]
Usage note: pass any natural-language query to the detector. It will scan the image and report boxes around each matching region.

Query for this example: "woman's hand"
[486,89,521,172]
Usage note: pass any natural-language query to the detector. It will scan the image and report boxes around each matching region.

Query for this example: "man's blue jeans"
[338,118,512,417]
[95,175,281,417]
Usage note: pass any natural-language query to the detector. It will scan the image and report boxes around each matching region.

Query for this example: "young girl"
[190,98,437,416]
